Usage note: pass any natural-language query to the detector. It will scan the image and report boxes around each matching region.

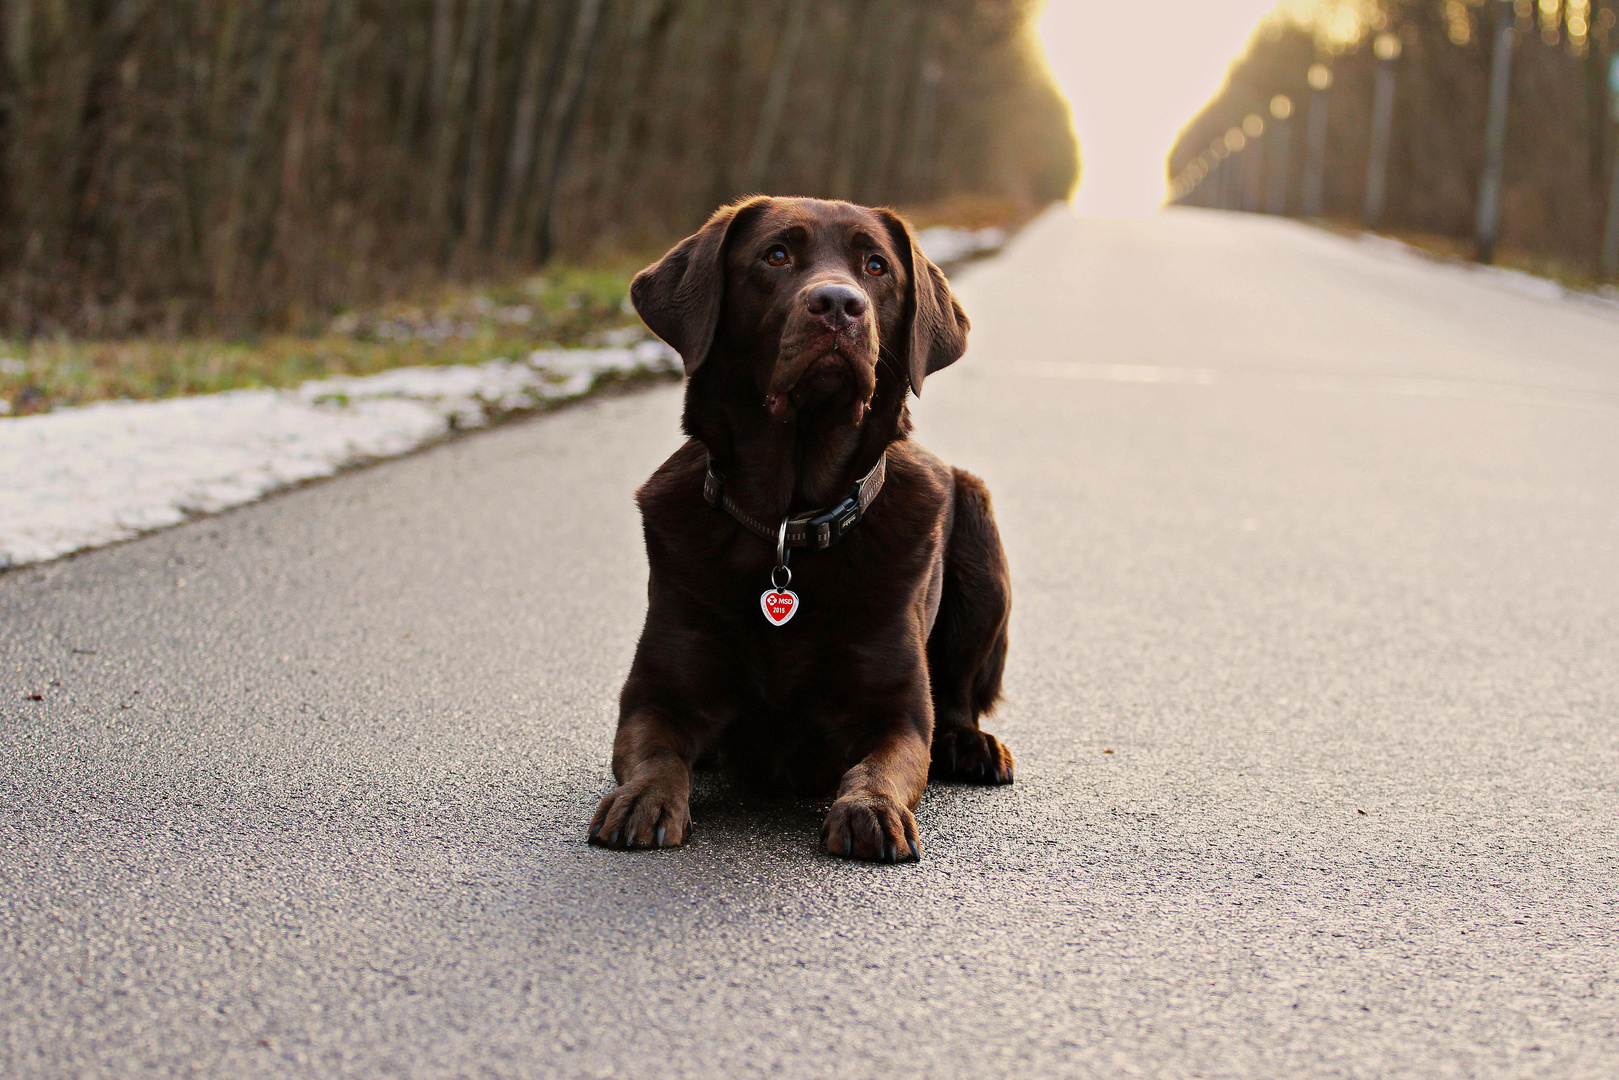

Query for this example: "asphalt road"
[4,207,1618,1079]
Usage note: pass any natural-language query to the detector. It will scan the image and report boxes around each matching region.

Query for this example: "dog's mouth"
[765,332,877,424]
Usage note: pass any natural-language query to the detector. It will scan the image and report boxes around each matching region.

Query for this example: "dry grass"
[0,268,640,417]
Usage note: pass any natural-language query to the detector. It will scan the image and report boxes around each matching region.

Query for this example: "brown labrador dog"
[588,196,1012,862]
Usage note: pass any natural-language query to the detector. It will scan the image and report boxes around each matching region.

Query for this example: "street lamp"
[1603,53,1619,277]
[1364,31,1402,229]
[1241,114,1265,212]
[1268,94,1294,215]
[1206,140,1226,210]
[1303,63,1333,217]
[1223,128,1246,210]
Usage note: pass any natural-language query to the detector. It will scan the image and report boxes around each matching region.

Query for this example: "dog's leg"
[589,710,694,850]
[926,468,1015,785]
[822,722,930,863]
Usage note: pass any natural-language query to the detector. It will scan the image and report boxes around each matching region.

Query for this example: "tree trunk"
[456,0,504,268]
[530,0,604,264]
[597,0,670,227]
[426,0,484,253]
[743,0,809,193]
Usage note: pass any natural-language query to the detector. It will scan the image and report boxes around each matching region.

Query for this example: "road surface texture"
[4,207,1617,1079]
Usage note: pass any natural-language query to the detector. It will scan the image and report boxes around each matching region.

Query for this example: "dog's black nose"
[806,283,867,327]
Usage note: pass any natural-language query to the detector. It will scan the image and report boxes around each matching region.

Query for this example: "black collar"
[703,452,887,551]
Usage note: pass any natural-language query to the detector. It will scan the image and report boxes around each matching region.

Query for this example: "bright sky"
[1038,0,1288,218]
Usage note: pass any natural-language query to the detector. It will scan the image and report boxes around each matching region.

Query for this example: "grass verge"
[0,267,642,417]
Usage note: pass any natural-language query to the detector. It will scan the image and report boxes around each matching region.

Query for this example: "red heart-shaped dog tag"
[760,588,799,626]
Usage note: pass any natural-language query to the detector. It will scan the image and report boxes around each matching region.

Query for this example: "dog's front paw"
[589,780,691,850]
[930,728,1014,784]
[821,793,919,863]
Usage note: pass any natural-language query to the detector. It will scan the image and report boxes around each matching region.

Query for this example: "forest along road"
[4,206,1618,1080]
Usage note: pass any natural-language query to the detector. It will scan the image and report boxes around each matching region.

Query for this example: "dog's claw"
[933,730,1016,785]
[590,781,690,854]
[843,836,852,856]
[908,840,920,860]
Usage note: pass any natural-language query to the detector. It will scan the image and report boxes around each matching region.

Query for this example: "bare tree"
[0,0,1078,336]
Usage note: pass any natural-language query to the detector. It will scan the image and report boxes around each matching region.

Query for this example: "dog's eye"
[864,254,888,277]
[764,245,789,267]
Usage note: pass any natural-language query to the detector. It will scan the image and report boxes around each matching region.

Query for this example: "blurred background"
[1163,0,1619,278]
[0,0,1076,340]
[1,0,1616,410]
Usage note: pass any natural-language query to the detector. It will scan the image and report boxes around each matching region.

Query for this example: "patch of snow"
[1357,232,1619,316]
[587,326,647,349]
[0,341,678,568]
[493,304,533,325]
[916,226,1008,266]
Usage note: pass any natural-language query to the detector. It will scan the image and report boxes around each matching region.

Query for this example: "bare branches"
[0,0,1077,336]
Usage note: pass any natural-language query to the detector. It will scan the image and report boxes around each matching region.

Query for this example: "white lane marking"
[1287,373,1619,412]
[985,360,1220,384]
[978,358,1618,411]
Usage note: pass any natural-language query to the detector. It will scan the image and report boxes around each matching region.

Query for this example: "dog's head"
[631,196,968,421]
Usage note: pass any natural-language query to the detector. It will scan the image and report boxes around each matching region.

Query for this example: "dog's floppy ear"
[631,197,766,376]
[878,209,970,396]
